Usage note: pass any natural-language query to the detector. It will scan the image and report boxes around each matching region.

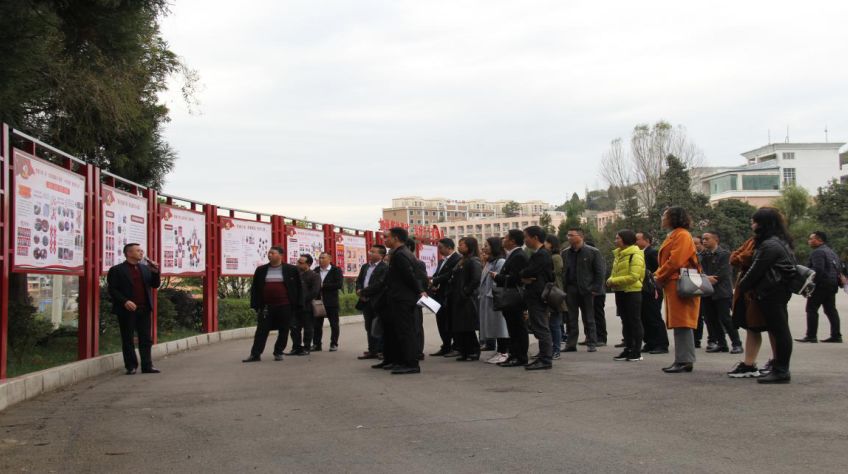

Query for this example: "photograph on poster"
[286,227,324,269]
[101,186,147,272]
[12,150,85,272]
[336,234,367,277]
[419,244,439,277]
[220,218,272,276]
[160,205,206,274]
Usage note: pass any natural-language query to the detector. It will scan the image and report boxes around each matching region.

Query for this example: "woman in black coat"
[450,237,483,361]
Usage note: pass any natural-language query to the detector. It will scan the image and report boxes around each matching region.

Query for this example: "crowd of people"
[106,206,846,383]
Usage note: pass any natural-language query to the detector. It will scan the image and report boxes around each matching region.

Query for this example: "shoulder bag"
[677,268,715,298]
[311,299,327,318]
[493,286,524,311]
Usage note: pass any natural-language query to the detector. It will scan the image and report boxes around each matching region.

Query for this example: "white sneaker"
[487,353,508,364]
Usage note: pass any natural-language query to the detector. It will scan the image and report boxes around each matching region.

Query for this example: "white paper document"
[417,295,441,314]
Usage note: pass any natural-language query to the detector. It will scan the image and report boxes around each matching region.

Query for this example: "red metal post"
[77,164,100,359]
[203,204,219,333]
[364,230,374,251]
[322,224,336,265]
[0,124,9,380]
[148,189,159,344]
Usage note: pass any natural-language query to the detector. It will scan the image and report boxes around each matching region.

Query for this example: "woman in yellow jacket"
[606,230,646,361]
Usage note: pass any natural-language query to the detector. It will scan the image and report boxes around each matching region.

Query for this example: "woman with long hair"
[449,237,483,361]
[607,229,646,361]
[479,237,510,363]
[654,207,701,373]
[736,207,796,384]
[544,235,565,359]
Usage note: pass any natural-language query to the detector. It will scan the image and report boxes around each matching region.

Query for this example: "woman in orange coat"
[654,207,701,373]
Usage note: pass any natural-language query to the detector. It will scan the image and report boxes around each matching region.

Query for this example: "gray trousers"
[673,328,696,364]
[526,297,553,363]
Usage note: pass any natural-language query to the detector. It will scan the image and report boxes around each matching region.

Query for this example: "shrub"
[339,291,360,316]
[218,298,256,329]
[8,299,53,365]
[158,288,202,331]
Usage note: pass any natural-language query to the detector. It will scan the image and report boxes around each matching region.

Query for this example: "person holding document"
[449,237,483,361]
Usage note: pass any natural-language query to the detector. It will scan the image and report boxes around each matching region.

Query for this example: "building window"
[710,174,737,195]
[783,168,796,186]
[742,175,780,191]
[782,152,795,160]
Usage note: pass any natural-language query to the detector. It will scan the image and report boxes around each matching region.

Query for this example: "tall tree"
[502,200,521,217]
[538,211,555,234]
[650,154,710,237]
[813,181,848,259]
[705,199,757,252]
[773,185,811,227]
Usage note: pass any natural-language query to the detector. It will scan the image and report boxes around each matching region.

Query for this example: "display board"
[220,217,272,276]
[420,244,439,277]
[160,205,206,275]
[336,234,367,277]
[12,150,86,273]
[286,227,324,269]
[101,186,148,272]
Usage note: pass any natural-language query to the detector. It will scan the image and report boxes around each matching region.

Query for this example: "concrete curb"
[0,314,365,412]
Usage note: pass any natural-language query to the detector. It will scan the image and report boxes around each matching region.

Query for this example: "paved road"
[2,294,847,473]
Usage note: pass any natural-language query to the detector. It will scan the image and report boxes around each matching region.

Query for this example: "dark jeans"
[362,307,383,354]
[435,302,452,351]
[761,290,793,375]
[503,308,528,362]
[565,286,597,348]
[805,286,841,339]
[117,309,152,370]
[702,297,741,347]
[289,309,314,351]
[616,292,643,356]
[250,305,294,357]
[454,331,479,357]
[594,293,607,343]
[383,299,419,368]
[313,305,340,347]
[640,291,669,350]
[526,296,553,363]
[549,310,563,355]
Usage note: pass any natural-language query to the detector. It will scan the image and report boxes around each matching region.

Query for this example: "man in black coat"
[797,231,843,343]
[492,229,530,367]
[243,246,303,362]
[372,227,425,375]
[429,238,461,356]
[355,245,388,359]
[636,232,669,354]
[561,227,605,352]
[520,226,555,370]
[701,231,743,353]
[313,252,344,351]
[288,253,321,355]
[407,238,429,360]
[107,243,162,375]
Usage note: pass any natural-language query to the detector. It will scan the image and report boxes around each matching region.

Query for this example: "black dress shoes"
[443,350,460,357]
[563,347,577,352]
[242,355,261,363]
[821,337,843,343]
[662,362,693,373]
[125,368,137,375]
[757,371,791,384]
[358,352,379,360]
[430,348,449,356]
[141,367,161,374]
[649,347,669,354]
[525,360,552,370]
[371,361,391,369]
[391,366,421,375]
[498,359,527,367]
[794,337,818,343]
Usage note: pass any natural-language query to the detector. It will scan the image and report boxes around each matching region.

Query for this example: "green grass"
[7,334,80,378]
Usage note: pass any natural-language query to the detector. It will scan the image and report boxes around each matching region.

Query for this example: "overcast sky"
[158,0,848,230]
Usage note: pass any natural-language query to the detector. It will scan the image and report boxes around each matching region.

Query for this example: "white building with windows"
[697,142,846,207]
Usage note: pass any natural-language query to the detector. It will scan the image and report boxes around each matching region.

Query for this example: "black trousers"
[526,297,553,363]
[702,297,741,347]
[805,286,842,339]
[616,292,644,356]
[415,307,425,356]
[594,293,607,343]
[761,290,793,374]
[502,307,528,362]
[695,307,706,344]
[313,305,340,347]
[383,299,419,368]
[289,309,314,351]
[640,291,669,350]
[454,331,479,357]
[362,306,382,354]
[117,309,153,370]
[250,305,293,357]
[435,302,452,351]
[565,286,597,347]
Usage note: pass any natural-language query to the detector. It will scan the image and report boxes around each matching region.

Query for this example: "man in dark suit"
[520,226,555,370]
[561,227,605,352]
[107,243,162,375]
[406,238,429,360]
[371,227,425,375]
[429,238,460,356]
[636,231,669,354]
[313,252,343,352]
[288,253,321,355]
[492,229,529,367]
[355,245,388,359]
[243,246,303,362]
[701,230,743,353]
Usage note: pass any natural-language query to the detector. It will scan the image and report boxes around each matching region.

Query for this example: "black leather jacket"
[737,236,796,299]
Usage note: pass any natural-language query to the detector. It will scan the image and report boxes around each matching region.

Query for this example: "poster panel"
[420,244,439,277]
[12,150,85,273]
[336,234,367,277]
[102,186,148,272]
[220,218,272,276]
[286,227,324,269]
[160,205,206,275]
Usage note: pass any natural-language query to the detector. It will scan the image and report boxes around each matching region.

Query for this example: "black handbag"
[492,286,523,311]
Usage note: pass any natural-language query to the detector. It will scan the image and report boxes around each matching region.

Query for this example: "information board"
[12,150,85,272]
[336,234,367,277]
[101,186,148,272]
[160,205,206,275]
[220,218,272,276]
[286,227,324,269]
[420,244,439,277]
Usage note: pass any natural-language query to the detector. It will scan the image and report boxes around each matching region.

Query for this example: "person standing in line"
[606,230,646,362]
[635,232,669,354]
[288,254,321,356]
[429,238,461,356]
[355,245,388,359]
[692,234,708,349]
[243,246,303,362]
[449,237,483,361]
[561,228,605,353]
[519,226,555,370]
[480,237,509,364]
[406,238,429,360]
[654,207,701,374]
[737,207,797,384]
[313,252,343,352]
[492,229,530,367]
[796,231,843,343]
[544,235,565,359]
[107,243,162,374]
[372,227,425,374]
[584,238,608,347]
[700,231,743,354]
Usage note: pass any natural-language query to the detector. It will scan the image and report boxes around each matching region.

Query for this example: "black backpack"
[628,254,657,297]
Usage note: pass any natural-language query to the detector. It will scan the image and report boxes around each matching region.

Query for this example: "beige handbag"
[311,299,327,318]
